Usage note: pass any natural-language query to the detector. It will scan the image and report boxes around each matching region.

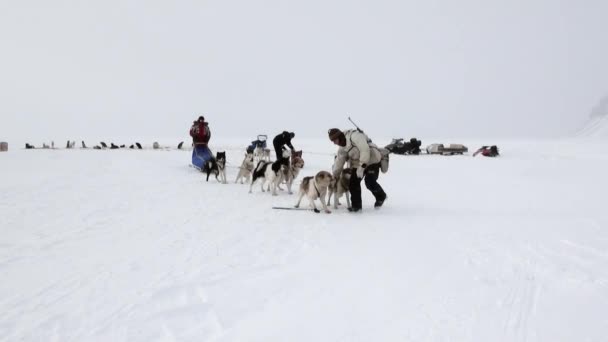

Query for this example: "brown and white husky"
[327,168,352,209]
[294,171,333,213]
[285,150,305,194]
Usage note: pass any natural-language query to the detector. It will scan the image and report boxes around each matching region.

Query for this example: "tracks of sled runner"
[1,142,608,341]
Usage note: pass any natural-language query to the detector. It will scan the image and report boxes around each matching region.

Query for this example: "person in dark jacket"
[272,131,295,164]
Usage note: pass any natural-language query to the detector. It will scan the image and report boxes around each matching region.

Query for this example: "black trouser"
[349,163,386,210]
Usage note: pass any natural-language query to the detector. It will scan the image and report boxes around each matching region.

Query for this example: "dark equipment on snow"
[473,145,500,157]
[385,138,422,155]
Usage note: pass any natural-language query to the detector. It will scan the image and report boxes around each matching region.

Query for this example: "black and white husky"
[249,159,287,195]
[294,171,333,213]
[235,152,255,184]
[203,151,227,184]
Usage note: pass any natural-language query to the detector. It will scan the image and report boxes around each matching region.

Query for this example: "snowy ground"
[1,138,608,342]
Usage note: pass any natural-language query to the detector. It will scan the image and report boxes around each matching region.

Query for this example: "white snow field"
[1,138,608,342]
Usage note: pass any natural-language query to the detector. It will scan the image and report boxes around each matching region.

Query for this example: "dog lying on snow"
[203,151,227,183]
[235,152,255,184]
[294,170,333,213]
[327,168,352,209]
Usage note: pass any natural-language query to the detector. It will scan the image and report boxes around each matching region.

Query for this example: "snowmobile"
[385,138,422,155]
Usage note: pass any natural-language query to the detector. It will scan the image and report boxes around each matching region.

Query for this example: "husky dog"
[253,145,263,163]
[235,152,255,184]
[254,146,272,164]
[249,159,287,195]
[327,169,352,209]
[285,150,305,194]
[294,171,333,213]
[262,148,271,161]
[204,151,227,183]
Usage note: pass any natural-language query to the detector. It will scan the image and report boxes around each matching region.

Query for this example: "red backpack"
[190,121,211,143]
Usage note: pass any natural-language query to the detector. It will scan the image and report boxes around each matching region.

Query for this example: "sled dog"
[327,168,352,209]
[254,146,272,163]
[249,159,287,195]
[285,150,304,194]
[235,152,255,184]
[204,151,227,183]
[295,171,333,213]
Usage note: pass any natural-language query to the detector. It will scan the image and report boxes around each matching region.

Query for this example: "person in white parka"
[329,128,387,212]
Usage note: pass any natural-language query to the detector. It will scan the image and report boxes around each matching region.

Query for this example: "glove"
[356,165,365,178]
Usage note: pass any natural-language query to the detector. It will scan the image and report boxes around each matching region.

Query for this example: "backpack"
[378,147,390,173]
[190,122,211,143]
[347,129,390,173]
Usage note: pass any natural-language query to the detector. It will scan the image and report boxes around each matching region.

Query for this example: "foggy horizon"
[2,0,607,144]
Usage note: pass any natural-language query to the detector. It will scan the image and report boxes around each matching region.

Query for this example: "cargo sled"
[192,144,213,170]
[426,143,468,155]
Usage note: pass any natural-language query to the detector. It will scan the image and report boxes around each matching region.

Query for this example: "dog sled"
[248,135,271,162]
[191,145,213,170]
[247,134,267,153]
[426,143,468,155]
[385,138,422,155]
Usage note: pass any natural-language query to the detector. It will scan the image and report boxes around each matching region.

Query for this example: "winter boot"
[374,195,387,209]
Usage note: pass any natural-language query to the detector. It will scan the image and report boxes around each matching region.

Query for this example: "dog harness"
[313,181,321,198]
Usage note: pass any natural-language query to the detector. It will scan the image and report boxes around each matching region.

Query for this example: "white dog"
[327,168,352,209]
[294,171,333,213]
[262,148,271,161]
[235,152,255,184]
[254,146,272,164]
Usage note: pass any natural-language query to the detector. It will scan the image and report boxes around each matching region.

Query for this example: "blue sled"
[192,144,213,171]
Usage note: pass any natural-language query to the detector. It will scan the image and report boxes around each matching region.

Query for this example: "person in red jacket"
[190,116,211,145]
[190,116,213,170]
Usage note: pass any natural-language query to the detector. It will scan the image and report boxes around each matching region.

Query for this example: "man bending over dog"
[272,131,296,165]
[328,128,387,212]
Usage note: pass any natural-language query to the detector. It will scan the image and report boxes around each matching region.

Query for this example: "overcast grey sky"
[1,0,607,143]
